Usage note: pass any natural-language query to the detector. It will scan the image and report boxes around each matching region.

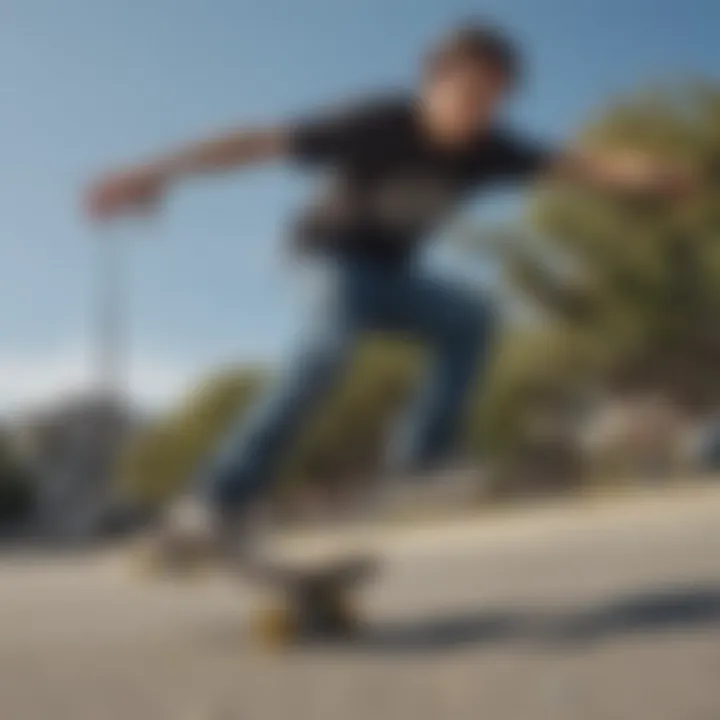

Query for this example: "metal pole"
[95,227,125,405]
[96,227,128,488]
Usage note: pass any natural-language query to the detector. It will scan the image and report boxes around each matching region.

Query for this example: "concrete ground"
[1,486,720,720]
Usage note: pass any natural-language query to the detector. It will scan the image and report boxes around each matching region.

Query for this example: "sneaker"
[138,496,256,575]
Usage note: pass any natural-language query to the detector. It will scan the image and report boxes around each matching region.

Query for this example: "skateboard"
[237,552,378,646]
[133,528,379,645]
[131,498,383,646]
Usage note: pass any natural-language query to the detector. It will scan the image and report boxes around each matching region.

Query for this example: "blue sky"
[1,0,718,412]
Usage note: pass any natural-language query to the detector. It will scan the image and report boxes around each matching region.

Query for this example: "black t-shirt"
[289,95,553,264]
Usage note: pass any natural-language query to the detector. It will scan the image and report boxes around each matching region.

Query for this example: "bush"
[0,470,34,525]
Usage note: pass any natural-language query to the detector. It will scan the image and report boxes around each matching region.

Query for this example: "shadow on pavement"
[351,583,720,654]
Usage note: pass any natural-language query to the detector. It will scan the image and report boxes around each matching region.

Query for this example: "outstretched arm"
[86,125,291,220]
[550,147,696,198]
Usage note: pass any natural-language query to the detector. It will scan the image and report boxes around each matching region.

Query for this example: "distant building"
[10,394,142,539]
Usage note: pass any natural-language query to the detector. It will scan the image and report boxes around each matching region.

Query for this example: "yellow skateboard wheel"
[254,604,299,647]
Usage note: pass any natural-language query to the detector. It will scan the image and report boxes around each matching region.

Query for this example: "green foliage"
[501,84,720,411]
[122,342,421,506]
[281,338,420,492]
[124,82,720,504]
[469,327,591,458]
[121,367,266,505]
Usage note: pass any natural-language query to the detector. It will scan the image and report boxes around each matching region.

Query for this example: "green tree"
[121,342,422,507]
[498,84,720,412]
[280,338,420,497]
[121,367,266,505]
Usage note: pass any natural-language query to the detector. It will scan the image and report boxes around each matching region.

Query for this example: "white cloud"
[0,346,202,417]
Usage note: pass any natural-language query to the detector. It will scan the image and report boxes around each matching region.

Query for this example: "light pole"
[82,227,130,536]
[95,228,126,405]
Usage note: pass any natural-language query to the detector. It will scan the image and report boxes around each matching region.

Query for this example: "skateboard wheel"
[254,605,299,647]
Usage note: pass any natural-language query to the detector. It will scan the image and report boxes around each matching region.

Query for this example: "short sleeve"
[288,96,409,166]
[485,130,556,183]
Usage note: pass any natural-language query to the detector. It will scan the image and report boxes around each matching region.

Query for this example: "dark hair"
[425,22,522,88]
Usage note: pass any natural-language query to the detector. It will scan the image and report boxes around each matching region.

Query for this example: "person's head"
[420,22,521,144]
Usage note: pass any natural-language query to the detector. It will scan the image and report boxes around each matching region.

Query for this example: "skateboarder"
[87,22,691,557]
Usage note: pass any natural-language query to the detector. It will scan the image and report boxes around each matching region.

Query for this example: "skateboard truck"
[245,556,377,646]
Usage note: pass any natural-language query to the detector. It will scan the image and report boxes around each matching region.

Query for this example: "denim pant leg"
[204,270,358,512]
[390,271,497,471]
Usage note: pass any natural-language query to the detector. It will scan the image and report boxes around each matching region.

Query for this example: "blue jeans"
[205,257,496,511]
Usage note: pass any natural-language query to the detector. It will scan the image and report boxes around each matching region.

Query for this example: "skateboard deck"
[236,551,378,646]
[130,503,382,645]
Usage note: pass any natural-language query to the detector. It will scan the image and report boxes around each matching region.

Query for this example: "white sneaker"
[143,497,254,574]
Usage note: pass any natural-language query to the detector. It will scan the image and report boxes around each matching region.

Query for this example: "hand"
[651,165,700,200]
[85,165,169,221]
